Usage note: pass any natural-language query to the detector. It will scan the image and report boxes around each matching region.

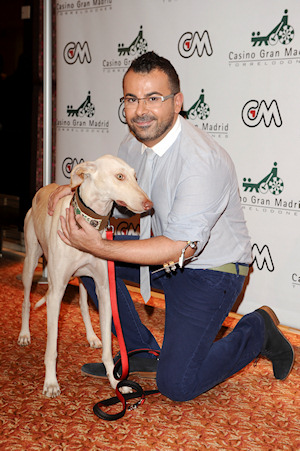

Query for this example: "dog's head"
[70,155,153,215]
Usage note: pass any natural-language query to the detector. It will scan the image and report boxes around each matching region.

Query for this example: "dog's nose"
[143,199,153,210]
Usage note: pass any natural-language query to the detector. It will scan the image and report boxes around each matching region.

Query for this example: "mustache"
[132,115,156,123]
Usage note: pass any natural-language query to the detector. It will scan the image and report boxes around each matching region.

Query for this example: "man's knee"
[156,363,195,402]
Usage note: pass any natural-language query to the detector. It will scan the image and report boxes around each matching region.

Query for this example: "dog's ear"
[70,161,97,188]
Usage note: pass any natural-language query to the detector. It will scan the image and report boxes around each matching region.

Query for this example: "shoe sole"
[81,369,157,379]
[259,305,279,326]
[259,305,295,380]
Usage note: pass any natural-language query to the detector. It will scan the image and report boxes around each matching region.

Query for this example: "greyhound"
[18,154,152,397]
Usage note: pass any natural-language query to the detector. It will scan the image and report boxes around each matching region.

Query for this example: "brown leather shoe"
[256,306,294,380]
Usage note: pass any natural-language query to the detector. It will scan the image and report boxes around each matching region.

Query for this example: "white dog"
[18,154,152,397]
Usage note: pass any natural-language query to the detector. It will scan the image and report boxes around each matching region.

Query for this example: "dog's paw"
[108,378,133,394]
[119,385,133,394]
[43,381,61,398]
[18,333,31,346]
[87,335,102,348]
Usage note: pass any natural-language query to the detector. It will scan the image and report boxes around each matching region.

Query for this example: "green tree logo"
[67,92,95,118]
[251,9,294,46]
[118,26,148,56]
[242,162,284,195]
[181,90,210,120]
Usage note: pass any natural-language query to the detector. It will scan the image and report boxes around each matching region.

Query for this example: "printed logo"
[252,243,274,272]
[243,162,284,196]
[178,31,213,58]
[241,162,300,216]
[63,42,92,64]
[102,26,148,72]
[56,91,109,133]
[57,0,112,15]
[251,9,294,47]
[67,91,95,118]
[182,89,228,139]
[62,157,85,179]
[228,9,299,67]
[113,220,140,236]
[118,100,126,124]
[118,26,147,57]
[292,272,300,288]
[242,100,282,127]
[182,90,210,120]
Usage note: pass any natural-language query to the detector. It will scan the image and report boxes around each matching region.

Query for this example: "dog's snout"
[143,199,153,211]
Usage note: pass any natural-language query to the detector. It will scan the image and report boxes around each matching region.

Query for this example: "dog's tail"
[34,296,46,309]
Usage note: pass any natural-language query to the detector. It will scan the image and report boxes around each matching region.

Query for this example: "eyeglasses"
[120,93,177,109]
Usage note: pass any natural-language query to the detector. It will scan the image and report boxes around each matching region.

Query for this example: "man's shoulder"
[180,116,219,148]
[178,116,234,170]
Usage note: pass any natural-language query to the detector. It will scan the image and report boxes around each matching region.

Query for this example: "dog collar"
[71,187,110,231]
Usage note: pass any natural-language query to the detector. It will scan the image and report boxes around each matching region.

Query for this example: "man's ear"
[174,92,184,114]
[70,161,97,188]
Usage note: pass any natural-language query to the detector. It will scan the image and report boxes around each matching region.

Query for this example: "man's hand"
[48,185,72,216]
[58,205,103,254]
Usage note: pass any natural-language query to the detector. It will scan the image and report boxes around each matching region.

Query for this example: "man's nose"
[135,98,149,114]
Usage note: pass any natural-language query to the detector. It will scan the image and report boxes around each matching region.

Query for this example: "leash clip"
[127,395,145,411]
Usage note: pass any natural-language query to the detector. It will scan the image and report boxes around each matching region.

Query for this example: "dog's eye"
[116,173,124,180]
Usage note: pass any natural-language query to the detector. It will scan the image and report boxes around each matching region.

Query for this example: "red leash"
[93,229,160,421]
[106,228,129,380]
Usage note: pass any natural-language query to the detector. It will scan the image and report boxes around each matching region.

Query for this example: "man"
[50,52,294,402]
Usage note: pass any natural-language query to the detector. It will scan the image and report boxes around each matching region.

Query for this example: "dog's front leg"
[97,280,132,394]
[43,286,63,398]
[97,283,117,389]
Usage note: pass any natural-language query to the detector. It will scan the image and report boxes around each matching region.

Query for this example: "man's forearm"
[58,207,196,266]
[92,235,195,266]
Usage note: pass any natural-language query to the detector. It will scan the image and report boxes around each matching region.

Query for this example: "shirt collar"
[141,116,181,157]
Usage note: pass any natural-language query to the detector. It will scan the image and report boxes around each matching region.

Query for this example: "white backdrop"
[56,0,300,328]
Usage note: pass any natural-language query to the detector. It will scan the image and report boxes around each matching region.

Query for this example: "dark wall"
[0,0,39,228]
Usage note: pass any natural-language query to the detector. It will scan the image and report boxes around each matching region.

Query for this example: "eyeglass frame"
[120,93,178,109]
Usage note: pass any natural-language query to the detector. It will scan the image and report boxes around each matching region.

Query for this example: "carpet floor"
[0,249,299,450]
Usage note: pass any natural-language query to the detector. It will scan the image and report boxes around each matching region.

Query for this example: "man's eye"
[126,98,137,104]
[149,96,160,102]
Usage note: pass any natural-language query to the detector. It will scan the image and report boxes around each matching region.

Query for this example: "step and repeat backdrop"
[56,0,300,328]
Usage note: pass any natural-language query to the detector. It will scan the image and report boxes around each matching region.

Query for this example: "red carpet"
[0,249,299,450]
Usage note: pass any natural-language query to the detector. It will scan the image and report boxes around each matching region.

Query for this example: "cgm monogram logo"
[178,31,213,58]
[63,42,92,64]
[242,100,282,127]
[62,157,85,179]
[252,244,274,272]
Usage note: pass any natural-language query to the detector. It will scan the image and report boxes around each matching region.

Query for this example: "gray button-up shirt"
[117,115,251,269]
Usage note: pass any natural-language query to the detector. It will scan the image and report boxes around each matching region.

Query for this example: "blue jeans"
[81,237,264,402]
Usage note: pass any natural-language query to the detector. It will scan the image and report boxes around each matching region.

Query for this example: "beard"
[127,111,175,144]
